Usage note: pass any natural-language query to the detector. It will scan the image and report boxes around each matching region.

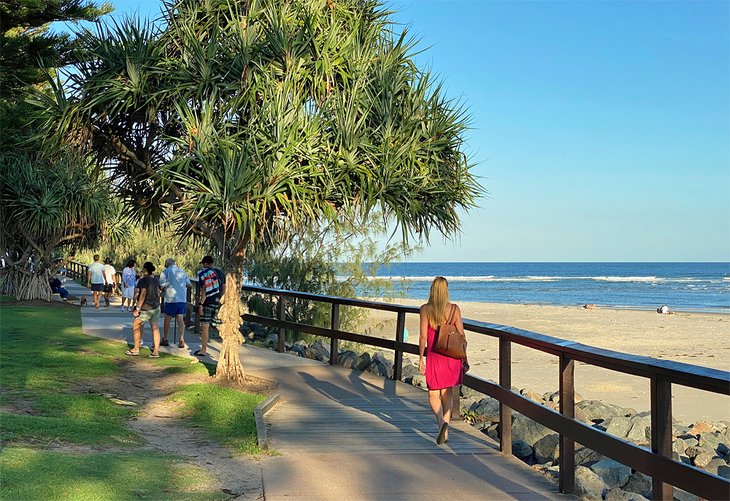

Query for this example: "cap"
[200,255,214,265]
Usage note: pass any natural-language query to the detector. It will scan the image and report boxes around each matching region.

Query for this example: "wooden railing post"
[651,376,673,501]
[329,303,340,365]
[559,353,575,494]
[277,294,286,353]
[499,337,512,455]
[393,311,406,381]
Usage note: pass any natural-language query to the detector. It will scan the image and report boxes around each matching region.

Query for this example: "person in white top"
[102,257,116,307]
[120,259,137,312]
[159,258,192,348]
[87,254,106,309]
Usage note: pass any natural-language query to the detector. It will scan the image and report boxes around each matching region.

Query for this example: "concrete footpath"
[63,279,573,501]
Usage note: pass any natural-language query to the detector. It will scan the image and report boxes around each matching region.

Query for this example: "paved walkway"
[62,279,573,501]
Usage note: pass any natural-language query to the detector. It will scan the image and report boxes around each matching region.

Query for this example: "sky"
[61,0,730,262]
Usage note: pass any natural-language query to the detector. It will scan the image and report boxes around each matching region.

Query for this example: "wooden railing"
[240,284,730,501]
[64,262,729,500]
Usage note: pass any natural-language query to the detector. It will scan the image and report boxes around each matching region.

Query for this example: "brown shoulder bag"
[432,304,467,359]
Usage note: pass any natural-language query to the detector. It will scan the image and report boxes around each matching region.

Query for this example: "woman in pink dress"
[418,276,466,445]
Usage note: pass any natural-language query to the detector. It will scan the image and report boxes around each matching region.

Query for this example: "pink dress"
[425,323,464,390]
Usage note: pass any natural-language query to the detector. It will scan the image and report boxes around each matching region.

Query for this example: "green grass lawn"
[0,299,267,498]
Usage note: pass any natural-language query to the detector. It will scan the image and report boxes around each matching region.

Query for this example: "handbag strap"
[445,304,455,325]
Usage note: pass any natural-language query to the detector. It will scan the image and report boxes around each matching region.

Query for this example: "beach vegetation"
[38,0,482,385]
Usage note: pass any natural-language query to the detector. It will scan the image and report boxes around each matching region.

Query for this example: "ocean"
[371,262,730,313]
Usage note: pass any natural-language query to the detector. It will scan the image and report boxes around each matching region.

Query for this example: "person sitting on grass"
[126,261,161,358]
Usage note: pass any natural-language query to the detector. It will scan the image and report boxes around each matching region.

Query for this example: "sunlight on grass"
[0,412,142,446]
[172,383,266,455]
[0,447,227,501]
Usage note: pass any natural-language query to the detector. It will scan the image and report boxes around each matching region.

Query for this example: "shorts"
[103,284,113,293]
[138,307,160,323]
[122,286,134,299]
[90,283,104,292]
[164,302,186,316]
[199,303,221,325]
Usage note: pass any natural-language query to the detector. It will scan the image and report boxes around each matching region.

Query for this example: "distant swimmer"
[583,304,598,309]
[657,305,672,314]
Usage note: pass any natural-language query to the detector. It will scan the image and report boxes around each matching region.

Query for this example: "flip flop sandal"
[148,353,160,358]
[125,350,139,356]
[193,350,206,357]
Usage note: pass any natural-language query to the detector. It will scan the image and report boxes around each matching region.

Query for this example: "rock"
[575,447,606,466]
[575,465,607,500]
[717,442,730,456]
[672,438,687,455]
[410,373,426,389]
[304,338,330,361]
[682,437,699,449]
[672,452,691,465]
[512,414,554,447]
[576,400,636,423]
[590,459,631,488]
[699,431,723,452]
[264,332,279,347]
[604,487,650,501]
[511,439,533,460]
[685,445,715,459]
[546,465,560,479]
[461,386,485,401]
[367,351,393,378]
[673,487,699,501]
[603,416,633,439]
[471,397,501,423]
[533,433,560,464]
[486,425,499,442]
[355,352,372,371]
[718,464,730,480]
[625,415,651,444]
[543,390,585,404]
[623,471,651,499]
[692,451,717,469]
[688,421,717,435]
[337,350,358,368]
[401,363,420,382]
[520,388,544,403]
[704,457,727,476]
[290,340,307,356]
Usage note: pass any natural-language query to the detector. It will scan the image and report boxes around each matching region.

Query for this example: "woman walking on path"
[120,260,136,312]
[126,262,161,358]
[419,276,466,445]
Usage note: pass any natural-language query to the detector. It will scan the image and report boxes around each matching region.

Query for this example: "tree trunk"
[215,268,246,384]
[0,267,52,301]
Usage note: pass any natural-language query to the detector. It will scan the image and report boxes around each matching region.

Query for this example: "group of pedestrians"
[93,255,225,359]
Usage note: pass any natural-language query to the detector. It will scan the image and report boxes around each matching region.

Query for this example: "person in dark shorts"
[194,255,225,357]
[126,261,161,358]
[159,258,192,348]
[87,254,105,308]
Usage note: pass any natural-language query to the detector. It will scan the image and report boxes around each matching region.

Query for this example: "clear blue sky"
[69,0,730,262]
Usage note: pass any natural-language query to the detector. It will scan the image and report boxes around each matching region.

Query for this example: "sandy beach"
[361,299,730,424]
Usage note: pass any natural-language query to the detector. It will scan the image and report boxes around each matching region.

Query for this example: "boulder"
[512,414,554,447]
[575,447,606,466]
[533,433,560,464]
[692,451,717,469]
[519,388,544,403]
[511,439,533,460]
[590,459,631,488]
[717,464,730,480]
[471,397,501,423]
[673,487,699,501]
[704,457,727,476]
[401,363,420,382]
[672,437,687,455]
[543,390,585,403]
[688,421,717,435]
[602,416,633,439]
[410,374,426,389]
[699,431,723,452]
[367,351,393,378]
[264,332,279,347]
[337,350,358,369]
[304,338,330,361]
[574,465,607,500]
[576,400,636,423]
[355,352,372,371]
[626,415,652,444]
[686,445,716,459]
[623,471,651,499]
[290,340,307,356]
[604,487,649,501]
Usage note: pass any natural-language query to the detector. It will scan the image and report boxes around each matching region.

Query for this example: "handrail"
[240,283,730,501]
[66,264,729,500]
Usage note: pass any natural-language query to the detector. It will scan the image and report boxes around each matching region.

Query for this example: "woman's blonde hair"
[427,276,450,327]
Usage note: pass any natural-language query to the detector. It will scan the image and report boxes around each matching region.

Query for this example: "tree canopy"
[40,0,483,382]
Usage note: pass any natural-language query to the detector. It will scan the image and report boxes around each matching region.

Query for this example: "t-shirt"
[103,264,116,285]
[159,264,191,303]
[197,267,225,305]
[136,275,160,310]
[122,267,136,288]
[88,262,105,284]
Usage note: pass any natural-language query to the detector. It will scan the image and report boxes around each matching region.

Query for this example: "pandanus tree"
[39,0,482,383]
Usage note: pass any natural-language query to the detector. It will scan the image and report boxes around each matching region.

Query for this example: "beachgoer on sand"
[419,276,468,445]
[657,305,671,314]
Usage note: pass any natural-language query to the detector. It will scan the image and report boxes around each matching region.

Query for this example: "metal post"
[499,337,512,455]
[651,376,673,501]
[277,294,286,353]
[393,311,406,380]
[329,303,340,365]
[559,354,575,494]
